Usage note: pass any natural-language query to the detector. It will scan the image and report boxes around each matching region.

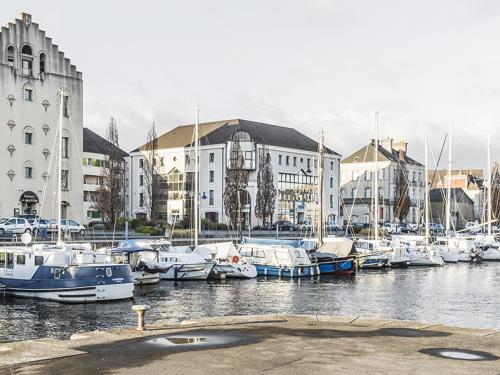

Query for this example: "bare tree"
[143,123,160,223]
[491,162,500,222]
[393,158,411,222]
[97,117,124,224]
[255,147,276,226]
[223,140,249,227]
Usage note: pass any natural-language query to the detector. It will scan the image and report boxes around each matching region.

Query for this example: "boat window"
[106,268,112,277]
[35,256,44,266]
[254,249,266,258]
[294,250,302,258]
[54,268,61,279]
[16,254,26,265]
[0,253,4,268]
[6,253,14,269]
[239,248,252,257]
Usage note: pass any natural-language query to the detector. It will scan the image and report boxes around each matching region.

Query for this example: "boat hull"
[159,263,214,280]
[317,259,356,275]
[255,264,319,277]
[133,271,160,285]
[0,264,134,303]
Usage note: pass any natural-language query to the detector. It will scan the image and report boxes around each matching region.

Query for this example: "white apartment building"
[340,138,425,225]
[127,119,341,227]
[0,13,83,221]
[82,128,128,225]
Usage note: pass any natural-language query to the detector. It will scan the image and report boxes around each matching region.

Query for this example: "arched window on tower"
[6,46,15,67]
[21,45,33,76]
[39,52,47,76]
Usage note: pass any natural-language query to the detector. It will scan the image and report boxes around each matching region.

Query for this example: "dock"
[1,315,499,374]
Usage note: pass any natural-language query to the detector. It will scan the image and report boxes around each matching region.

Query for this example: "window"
[63,95,69,117]
[25,166,33,178]
[307,158,311,171]
[330,161,334,171]
[330,195,334,209]
[62,137,69,158]
[365,171,372,181]
[35,256,44,266]
[209,152,215,163]
[379,168,384,180]
[25,132,33,144]
[160,157,164,166]
[185,155,190,165]
[39,53,47,74]
[139,193,144,207]
[330,177,333,188]
[286,156,290,166]
[16,254,26,265]
[340,189,345,197]
[21,45,33,76]
[365,188,371,198]
[6,253,14,269]
[314,159,318,169]
[0,253,4,268]
[293,157,297,167]
[24,87,33,101]
[278,155,282,165]
[378,187,384,199]
[6,46,15,66]
[139,175,144,186]
[139,159,144,169]
[61,170,69,190]
[209,190,214,206]
[352,188,358,198]
[209,170,214,183]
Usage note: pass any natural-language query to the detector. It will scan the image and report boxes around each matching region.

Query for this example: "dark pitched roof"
[429,188,474,205]
[83,128,128,158]
[131,119,340,156]
[341,142,422,166]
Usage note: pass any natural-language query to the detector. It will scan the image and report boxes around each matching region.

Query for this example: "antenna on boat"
[374,112,379,247]
[424,134,430,246]
[317,129,324,247]
[56,87,64,245]
[194,107,200,248]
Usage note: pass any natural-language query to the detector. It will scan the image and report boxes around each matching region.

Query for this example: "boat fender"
[290,268,293,277]
[264,268,267,276]
[278,268,281,277]
[316,266,320,275]
[231,255,240,263]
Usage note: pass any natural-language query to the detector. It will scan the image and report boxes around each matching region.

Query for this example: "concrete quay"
[1,315,500,374]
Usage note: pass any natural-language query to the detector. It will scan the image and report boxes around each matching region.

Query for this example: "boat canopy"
[194,242,238,260]
[241,237,316,251]
[316,237,356,258]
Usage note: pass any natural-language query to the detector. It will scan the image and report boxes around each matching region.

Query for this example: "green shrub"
[135,225,164,236]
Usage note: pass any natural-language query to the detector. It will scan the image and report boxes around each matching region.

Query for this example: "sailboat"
[356,113,408,269]
[0,89,135,302]
[403,135,443,266]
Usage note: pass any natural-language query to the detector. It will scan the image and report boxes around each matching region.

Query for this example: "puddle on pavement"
[144,334,234,348]
[420,348,499,361]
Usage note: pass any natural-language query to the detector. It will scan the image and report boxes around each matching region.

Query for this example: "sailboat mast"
[374,112,379,244]
[446,124,452,233]
[57,89,64,245]
[194,108,200,248]
[487,134,492,236]
[317,129,325,245]
[424,135,430,245]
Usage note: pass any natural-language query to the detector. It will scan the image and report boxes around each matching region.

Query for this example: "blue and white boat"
[238,243,319,277]
[0,243,134,302]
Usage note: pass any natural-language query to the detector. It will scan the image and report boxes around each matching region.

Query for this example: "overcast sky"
[4,1,500,168]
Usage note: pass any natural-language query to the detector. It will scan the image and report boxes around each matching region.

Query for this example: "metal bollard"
[132,304,151,331]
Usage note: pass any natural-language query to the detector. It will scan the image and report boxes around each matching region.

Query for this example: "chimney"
[392,140,408,154]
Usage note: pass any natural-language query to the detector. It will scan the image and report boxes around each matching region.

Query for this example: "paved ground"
[1,315,500,374]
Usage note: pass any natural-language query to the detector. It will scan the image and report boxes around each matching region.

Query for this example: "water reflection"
[1,262,499,343]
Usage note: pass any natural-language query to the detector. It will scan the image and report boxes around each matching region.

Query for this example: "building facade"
[429,187,475,229]
[0,13,83,221]
[340,138,425,225]
[127,119,341,228]
[82,128,128,225]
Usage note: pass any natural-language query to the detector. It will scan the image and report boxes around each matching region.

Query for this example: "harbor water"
[1,262,499,343]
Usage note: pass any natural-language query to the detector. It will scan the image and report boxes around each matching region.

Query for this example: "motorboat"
[309,237,357,275]
[109,247,160,285]
[392,236,444,266]
[194,242,257,279]
[475,236,500,261]
[355,240,390,269]
[119,240,215,280]
[238,243,319,277]
[0,243,134,302]
[433,239,459,263]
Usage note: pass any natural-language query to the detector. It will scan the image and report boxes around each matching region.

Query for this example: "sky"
[3,0,500,168]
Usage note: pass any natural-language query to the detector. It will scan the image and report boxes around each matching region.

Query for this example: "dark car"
[88,220,112,230]
[270,221,295,231]
[398,223,411,233]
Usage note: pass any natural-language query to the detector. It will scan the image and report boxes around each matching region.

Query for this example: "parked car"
[270,221,295,231]
[325,222,343,231]
[382,222,401,234]
[295,221,313,231]
[50,219,86,235]
[29,218,52,234]
[88,220,112,230]
[0,217,33,234]
[465,221,482,233]
[398,223,412,233]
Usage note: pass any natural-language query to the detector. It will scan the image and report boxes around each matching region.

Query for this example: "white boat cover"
[316,237,356,258]
[194,242,238,260]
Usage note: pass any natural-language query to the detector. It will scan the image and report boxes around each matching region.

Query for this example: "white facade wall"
[340,159,425,224]
[128,141,340,227]
[0,14,83,222]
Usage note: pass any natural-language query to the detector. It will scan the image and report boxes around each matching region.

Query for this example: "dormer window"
[21,45,33,76]
[6,46,15,67]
